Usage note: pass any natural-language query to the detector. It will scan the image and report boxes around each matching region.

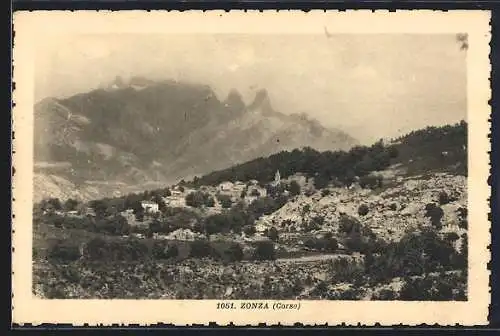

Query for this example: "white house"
[249,179,259,186]
[141,200,160,213]
[219,181,234,192]
[272,170,281,186]
[171,190,183,196]
[164,195,186,208]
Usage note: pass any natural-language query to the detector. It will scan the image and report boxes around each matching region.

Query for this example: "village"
[41,166,467,257]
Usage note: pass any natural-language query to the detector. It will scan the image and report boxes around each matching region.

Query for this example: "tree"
[444,232,460,244]
[85,237,108,260]
[339,215,362,235]
[186,191,214,208]
[52,215,64,228]
[63,198,79,212]
[89,199,108,218]
[149,219,163,234]
[267,227,279,242]
[358,204,369,216]
[165,244,179,259]
[47,198,62,211]
[325,236,338,252]
[321,189,331,197]
[457,207,468,229]
[424,203,444,229]
[252,241,276,260]
[185,192,205,208]
[289,180,301,196]
[313,174,329,189]
[224,242,244,262]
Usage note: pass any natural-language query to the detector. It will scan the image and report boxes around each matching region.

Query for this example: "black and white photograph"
[12,10,491,325]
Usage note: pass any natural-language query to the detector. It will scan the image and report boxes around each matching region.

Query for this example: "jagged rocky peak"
[109,75,127,89]
[224,89,246,113]
[248,88,273,113]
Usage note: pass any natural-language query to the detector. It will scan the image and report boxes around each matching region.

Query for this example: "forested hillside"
[194,121,467,188]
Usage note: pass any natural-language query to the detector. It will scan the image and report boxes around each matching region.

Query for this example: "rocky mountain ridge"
[34,78,358,202]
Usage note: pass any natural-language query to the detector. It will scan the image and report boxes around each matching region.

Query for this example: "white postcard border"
[12,10,492,326]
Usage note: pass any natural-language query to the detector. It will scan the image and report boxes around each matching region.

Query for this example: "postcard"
[12,10,491,325]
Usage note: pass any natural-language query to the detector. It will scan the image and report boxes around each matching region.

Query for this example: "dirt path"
[276,253,352,263]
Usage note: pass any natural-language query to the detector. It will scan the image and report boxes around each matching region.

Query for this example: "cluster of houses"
[136,173,283,217]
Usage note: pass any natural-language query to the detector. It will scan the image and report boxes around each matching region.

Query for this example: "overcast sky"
[35,34,466,144]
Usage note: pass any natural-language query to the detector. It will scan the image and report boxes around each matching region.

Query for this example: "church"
[272,170,281,186]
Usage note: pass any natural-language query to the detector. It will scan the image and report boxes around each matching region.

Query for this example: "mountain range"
[34,77,358,202]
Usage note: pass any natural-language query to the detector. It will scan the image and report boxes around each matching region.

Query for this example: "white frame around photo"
[12,10,491,326]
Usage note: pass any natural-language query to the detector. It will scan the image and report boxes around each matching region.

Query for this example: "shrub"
[458,219,468,230]
[304,237,338,252]
[359,174,383,189]
[186,191,214,208]
[302,204,311,215]
[400,277,455,301]
[217,194,233,209]
[438,191,451,205]
[303,220,320,233]
[205,196,215,208]
[373,289,397,300]
[152,241,179,259]
[165,244,180,259]
[444,232,460,243]
[53,216,64,228]
[321,189,331,197]
[289,181,301,196]
[457,206,467,219]
[243,225,256,236]
[190,240,216,259]
[47,198,62,211]
[339,215,362,235]
[48,240,81,262]
[358,204,369,216]
[329,257,365,283]
[325,236,339,252]
[224,242,244,262]
[252,241,276,260]
[92,215,130,236]
[457,207,468,229]
[84,237,108,260]
[388,203,398,211]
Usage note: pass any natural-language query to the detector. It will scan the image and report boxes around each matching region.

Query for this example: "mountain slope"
[34,79,358,201]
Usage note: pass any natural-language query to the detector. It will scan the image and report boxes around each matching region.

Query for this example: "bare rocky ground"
[261,171,466,243]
